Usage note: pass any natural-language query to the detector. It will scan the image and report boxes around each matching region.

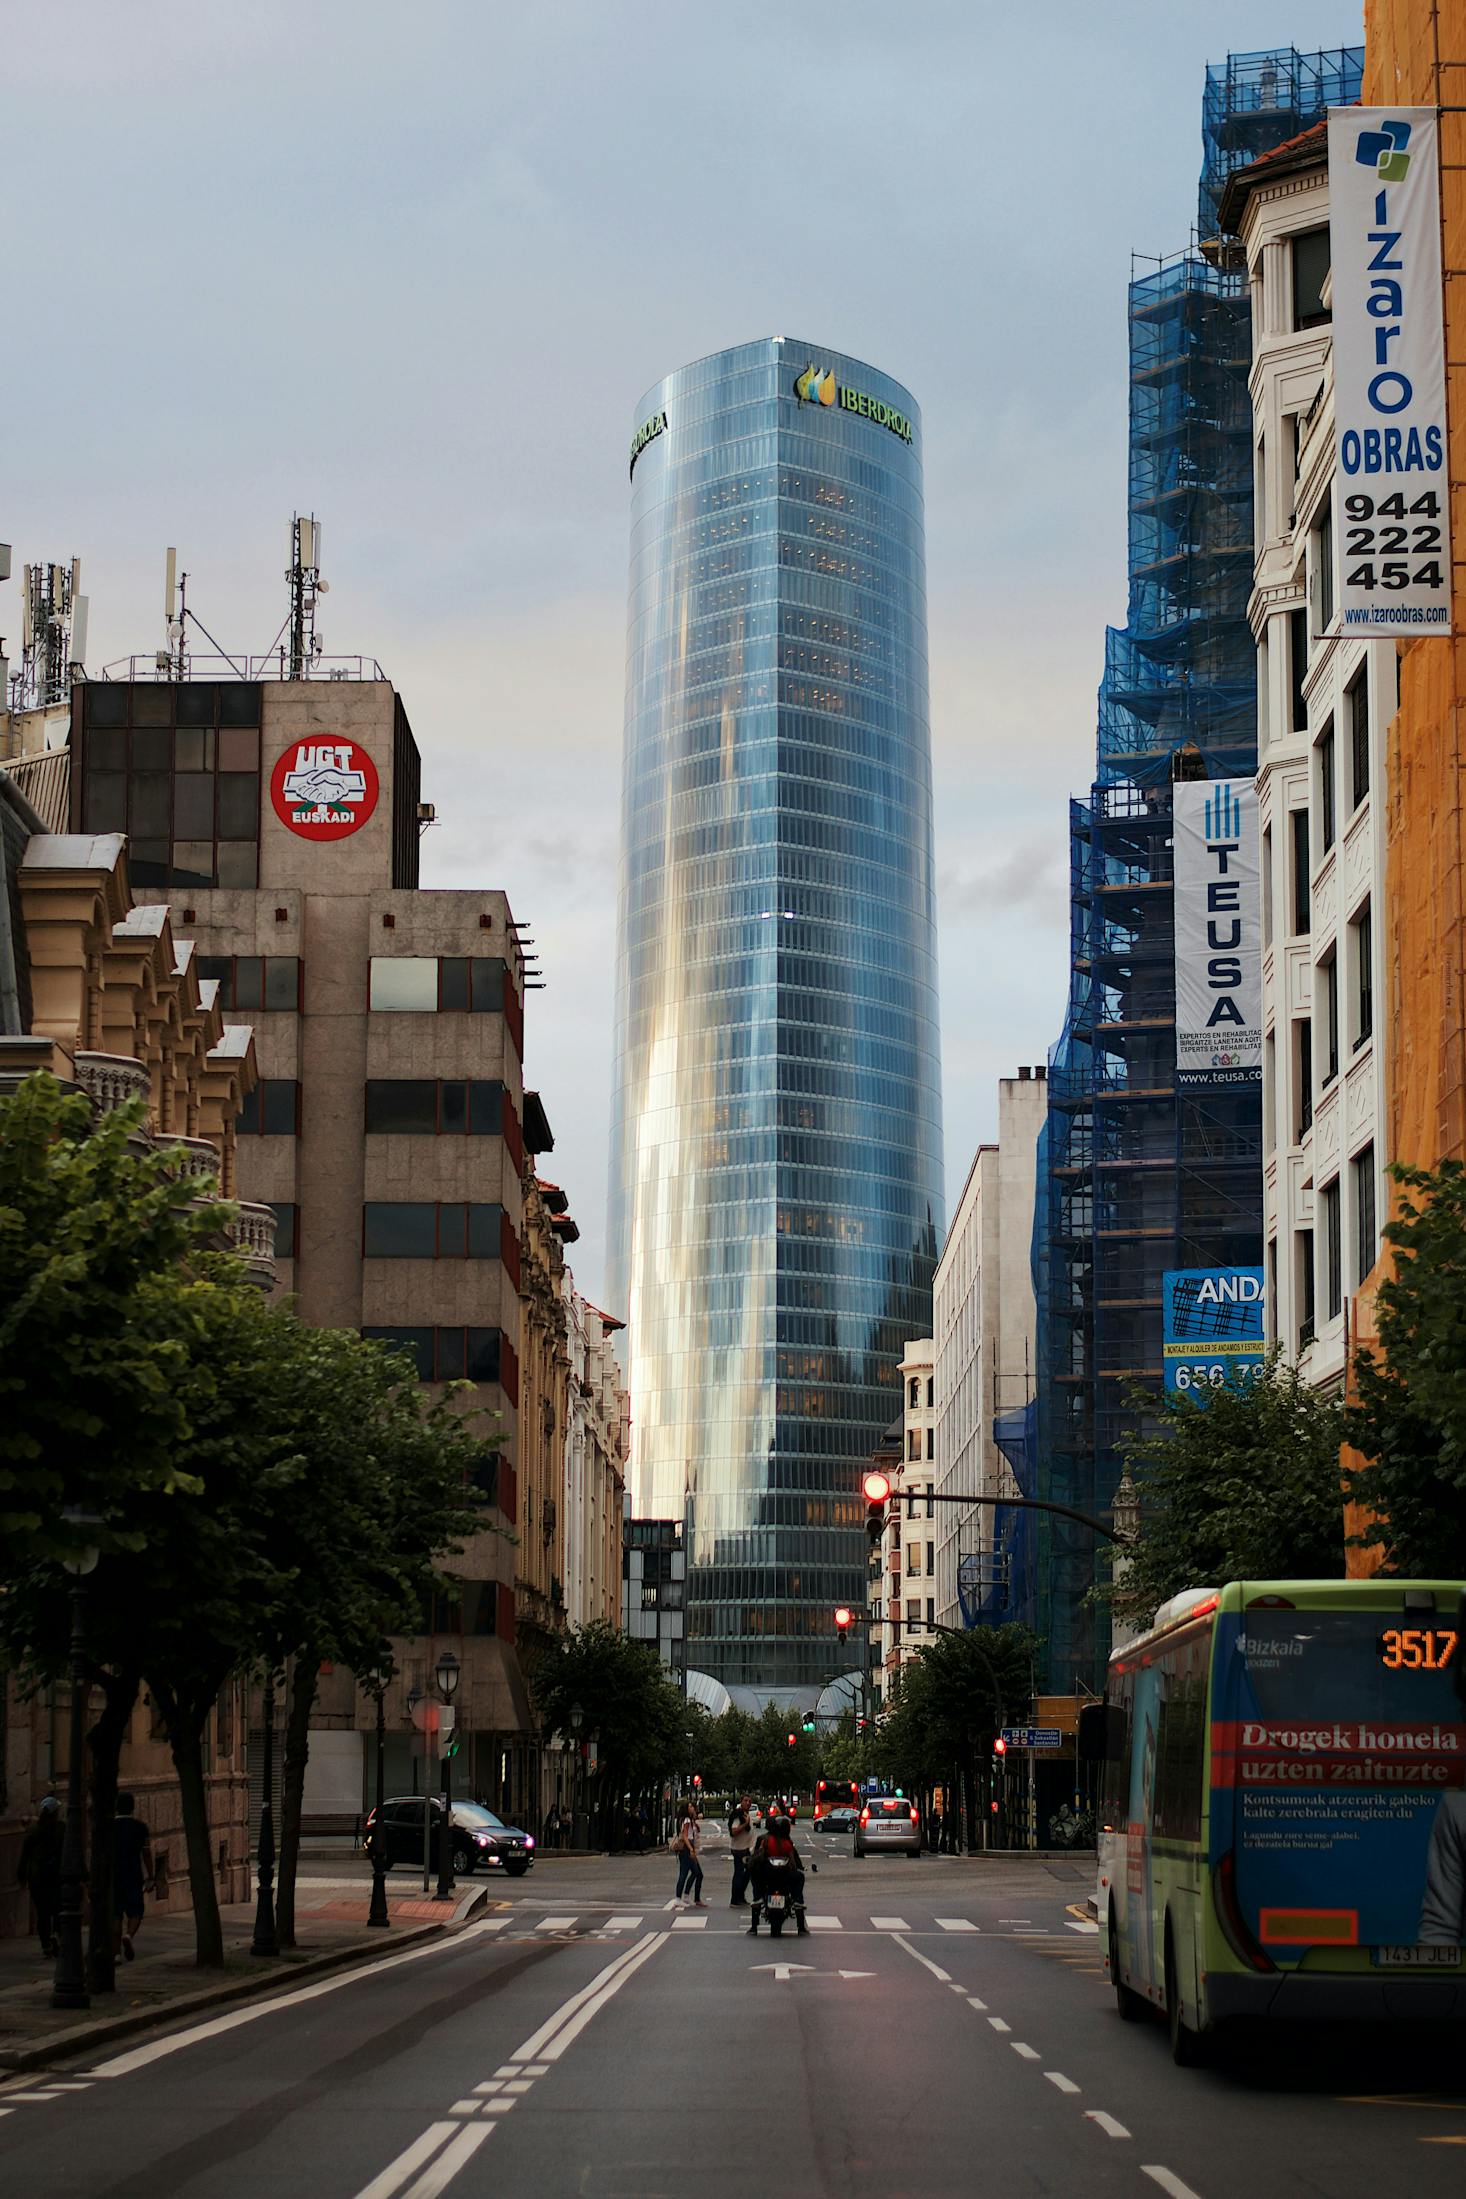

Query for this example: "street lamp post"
[433,1650,460,1901]
[51,1514,100,2012]
[568,1701,585,1849]
[251,1665,279,1958]
[366,1640,393,1929]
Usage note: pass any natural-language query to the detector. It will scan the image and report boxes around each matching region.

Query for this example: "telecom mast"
[285,515,326,679]
[14,559,87,708]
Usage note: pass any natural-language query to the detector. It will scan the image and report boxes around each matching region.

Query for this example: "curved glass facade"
[608,338,943,1697]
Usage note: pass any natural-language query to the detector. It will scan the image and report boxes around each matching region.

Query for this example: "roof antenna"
[285,514,327,680]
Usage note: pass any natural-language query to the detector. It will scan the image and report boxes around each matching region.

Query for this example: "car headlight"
[524,1836,535,1849]
[474,1833,492,1846]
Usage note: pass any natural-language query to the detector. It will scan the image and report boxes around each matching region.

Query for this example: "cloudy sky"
[5,0,1361,1302]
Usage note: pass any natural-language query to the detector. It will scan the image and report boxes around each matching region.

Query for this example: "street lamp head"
[861,1471,891,1506]
[435,1650,460,1701]
[59,1507,101,1578]
[568,1700,584,1736]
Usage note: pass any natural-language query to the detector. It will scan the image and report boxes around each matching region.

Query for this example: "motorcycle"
[761,1855,807,1939]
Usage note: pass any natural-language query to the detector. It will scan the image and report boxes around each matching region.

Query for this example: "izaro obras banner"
[1162,1268,1266,1396]
[1174,778,1261,1091]
[1328,106,1452,635]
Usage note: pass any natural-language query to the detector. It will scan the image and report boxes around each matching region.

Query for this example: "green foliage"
[0,1076,223,1565]
[1111,1353,1346,1630]
[874,1626,1036,1789]
[1344,1159,1466,1574]
[528,1621,689,1790]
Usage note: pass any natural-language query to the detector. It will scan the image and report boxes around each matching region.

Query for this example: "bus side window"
[1155,1631,1206,1843]
[1101,1684,1132,1826]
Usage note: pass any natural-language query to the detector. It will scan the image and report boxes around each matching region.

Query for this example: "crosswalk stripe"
[871,1916,910,1930]
[804,1915,842,1929]
[535,1915,574,1932]
[936,1918,979,1932]
[672,1915,707,1929]
[605,1916,644,1931]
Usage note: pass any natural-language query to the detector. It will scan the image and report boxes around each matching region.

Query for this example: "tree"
[528,1623,688,1843]
[874,1626,1037,1843]
[1344,1158,1466,1574]
[1110,1354,1346,1631]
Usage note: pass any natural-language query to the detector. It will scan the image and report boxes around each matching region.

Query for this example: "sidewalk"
[0,1874,489,2072]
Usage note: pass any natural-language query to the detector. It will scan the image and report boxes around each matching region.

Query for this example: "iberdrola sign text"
[794,363,912,445]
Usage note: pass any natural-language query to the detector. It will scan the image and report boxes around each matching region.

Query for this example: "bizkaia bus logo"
[269,738,379,841]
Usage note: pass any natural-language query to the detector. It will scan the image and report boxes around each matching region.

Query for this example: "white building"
[1221,125,1391,1388]
[562,1286,630,1632]
[932,1068,1048,1631]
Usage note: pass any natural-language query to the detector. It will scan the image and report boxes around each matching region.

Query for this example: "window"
[1296,1018,1313,1140]
[364,1079,507,1135]
[1291,808,1311,934]
[1314,504,1334,630]
[361,1326,505,1382]
[1290,608,1309,731]
[1317,722,1336,855]
[236,1080,300,1135]
[907,1430,919,1462]
[1262,825,1273,946]
[1354,1144,1377,1283]
[1292,225,1331,329]
[1319,953,1339,1085]
[362,1203,505,1258]
[908,1377,918,1407]
[925,1376,933,1408]
[80,680,261,889]
[1354,900,1374,1045]
[906,1598,920,1633]
[369,956,508,1012]
[1322,1179,1342,1321]
[926,1541,935,1576]
[926,1597,935,1628]
[196,956,301,1013]
[925,1426,935,1460]
[1348,671,1370,807]
[907,1545,921,1577]
[268,1203,298,1259]
[1298,1227,1316,1348]
[925,1487,934,1519]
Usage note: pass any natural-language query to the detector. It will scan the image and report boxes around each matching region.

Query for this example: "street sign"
[1000,1727,1064,1751]
[438,1705,456,1736]
[409,1698,440,1735]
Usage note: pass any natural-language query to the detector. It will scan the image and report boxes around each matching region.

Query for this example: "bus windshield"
[1213,1605,1466,1952]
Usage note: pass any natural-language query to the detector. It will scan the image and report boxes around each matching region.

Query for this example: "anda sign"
[1328,106,1452,634]
[270,738,379,841]
[1163,1268,1266,1396]
[1174,779,1261,1092]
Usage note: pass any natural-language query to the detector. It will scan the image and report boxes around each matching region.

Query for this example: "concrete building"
[622,1513,686,1685]
[932,1067,1048,1634]
[1220,128,1393,1389]
[0,771,268,1935]
[868,1342,937,1706]
[563,1290,629,1634]
[64,669,535,1818]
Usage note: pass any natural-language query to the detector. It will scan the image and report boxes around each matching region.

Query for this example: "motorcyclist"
[748,1809,807,1936]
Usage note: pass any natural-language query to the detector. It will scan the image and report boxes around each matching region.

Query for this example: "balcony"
[231,1201,278,1292]
[75,1051,151,1115]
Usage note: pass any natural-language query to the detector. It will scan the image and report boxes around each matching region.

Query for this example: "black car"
[365,1797,536,1876]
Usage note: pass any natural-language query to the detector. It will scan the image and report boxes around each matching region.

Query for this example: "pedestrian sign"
[1000,1727,1063,1751]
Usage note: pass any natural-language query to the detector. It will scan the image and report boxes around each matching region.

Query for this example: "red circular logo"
[269,738,379,840]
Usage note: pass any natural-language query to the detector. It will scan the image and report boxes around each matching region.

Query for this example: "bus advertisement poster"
[1162,1267,1265,1395]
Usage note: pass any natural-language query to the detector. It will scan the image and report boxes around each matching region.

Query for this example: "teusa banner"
[1174,777,1261,1090]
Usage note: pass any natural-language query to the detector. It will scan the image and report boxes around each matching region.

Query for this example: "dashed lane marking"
[988,2018,1011,2034]
[1011,2043,1040,2061]
[1142,2170,1205,2199]
[967,1996,988,2011]
[1086,2112,1131,2139]
[1046,2072,1081,2094]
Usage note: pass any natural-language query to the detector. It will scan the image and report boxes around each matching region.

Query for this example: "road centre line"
[891,1935,951,1983]
[1011,2043,1040,2061]
[509,1934,664,2063]
[1142,2170,1206,2199]
[1045,2072,1081,2094]
[398,2122,492,2199]
[1086,2111,1131,2139]
[353,2122,463,2199]
[967,1995,988,2011]
[989,2018,1012,2033]
[533,1932,669,2062]
[92,1918,504,2077]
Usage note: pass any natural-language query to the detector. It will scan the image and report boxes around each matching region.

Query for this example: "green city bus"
[1092,1578,1466,2063]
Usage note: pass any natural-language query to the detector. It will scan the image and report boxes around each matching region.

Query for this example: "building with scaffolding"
[1030,46,1363,1694]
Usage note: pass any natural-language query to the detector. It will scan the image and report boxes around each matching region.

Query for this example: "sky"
[3,0,1363,1304]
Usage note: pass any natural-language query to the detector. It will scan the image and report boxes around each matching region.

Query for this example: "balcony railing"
[75,1051,151,1115]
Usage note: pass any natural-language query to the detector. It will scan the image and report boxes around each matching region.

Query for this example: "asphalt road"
[3,1828,1465,2198]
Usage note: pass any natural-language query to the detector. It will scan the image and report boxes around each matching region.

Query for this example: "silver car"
[854,1795,922,1857]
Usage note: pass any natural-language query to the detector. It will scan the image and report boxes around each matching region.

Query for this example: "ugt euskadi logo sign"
[1173,778,1261,1091]
[269,738,379,841]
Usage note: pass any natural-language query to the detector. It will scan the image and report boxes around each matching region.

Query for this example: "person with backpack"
[673,1798,705,1906]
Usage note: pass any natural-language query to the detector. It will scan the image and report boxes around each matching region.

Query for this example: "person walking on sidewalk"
[673,1799,705,1905]
[728,1796,754,1906]
[113,1791,155,1962]
[17,1796,63,1958]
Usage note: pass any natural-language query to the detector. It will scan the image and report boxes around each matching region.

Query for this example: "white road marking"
[351,2121,461,2199]
[479,1919,508,1933]
[1,2091,68,2102]
[936,1918,979,1932]
[1066,1919,1100,1934]
[805,1915,842,1929]
[535,1914,575,1931]
[510,1934,665,2063]
[399,2120,492,2199]
[605,1916,644,1931]
[1011,2043,1040,2061]
[871,1916,910,1930]
[988,2017,1011,2034]
[1045,2072,1081,2094]
[519,2063,550,2075]
[493,2066,519,2077]
[94,1919,502,2076]
[449,2101,479,2117]
[837,1969,876,1978]
[947,1981,967,1992]
[532,1933,669,2062]
[967,1995,988,2012]
[1142,2171,1205,2199]
[998,1918,1031,1923]
[672,1915,707,1929]
[1087,2111,1132,2139]
[501,2080,533,2094]
[472,2082,502,2095]
[480,2100,515,2116]
[891,1935,952,1982]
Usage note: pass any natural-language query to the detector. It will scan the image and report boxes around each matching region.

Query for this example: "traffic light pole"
[891,1490,1133,1543]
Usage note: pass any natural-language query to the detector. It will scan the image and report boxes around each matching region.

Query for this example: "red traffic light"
[862,1470,891,1505]
[834,1605,854,1634]
[992,1736,1007,1756]
[692,1773,702,1788]
[787,1732,797,1748]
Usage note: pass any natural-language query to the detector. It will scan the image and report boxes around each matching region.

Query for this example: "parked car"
[853,1795,922,1858]
[364,1797,536,1876]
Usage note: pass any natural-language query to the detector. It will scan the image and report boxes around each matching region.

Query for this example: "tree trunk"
[85,1667,139,1995]
[275,1656,317,1951]
[151,1676,226,1968]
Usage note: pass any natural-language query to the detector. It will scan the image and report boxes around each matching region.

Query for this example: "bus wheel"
[1165,1929,1206,2067]
[1109,1910,1144,2023]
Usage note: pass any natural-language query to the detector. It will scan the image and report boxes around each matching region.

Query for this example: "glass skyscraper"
[608,337,943,1701]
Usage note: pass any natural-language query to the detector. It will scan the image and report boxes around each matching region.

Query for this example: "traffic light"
[834,1604,853,1644]
[692,1773,702,1789]
[801,1713,816,1734]
[992,1736,1007,1758]
[787,1732,797,1749]
[862,1470,890,1547]
[856,1715,868,1734]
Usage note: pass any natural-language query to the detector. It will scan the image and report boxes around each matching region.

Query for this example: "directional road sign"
[1000,1727,1064,1750]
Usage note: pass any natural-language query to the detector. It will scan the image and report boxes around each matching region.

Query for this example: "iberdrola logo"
[795,364,836,406]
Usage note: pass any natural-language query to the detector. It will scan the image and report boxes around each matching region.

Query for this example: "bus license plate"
[1370,1945,1463,1968]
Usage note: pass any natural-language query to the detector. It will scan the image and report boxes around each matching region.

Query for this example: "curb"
[0,1886,487,2074]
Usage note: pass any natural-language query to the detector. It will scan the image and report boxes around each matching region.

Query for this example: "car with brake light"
[854,1794,922,1857]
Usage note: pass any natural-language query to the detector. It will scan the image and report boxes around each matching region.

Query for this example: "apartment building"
[1221,127,1391,1386]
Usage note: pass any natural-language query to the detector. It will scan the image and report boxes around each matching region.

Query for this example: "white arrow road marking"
[837,1970,876,1978]
[1142,2171,1205,2199]
[751,1962,815,1980]
[1086,2111,1132,2139]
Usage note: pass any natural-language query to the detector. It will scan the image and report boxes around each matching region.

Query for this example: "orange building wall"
[1344,4,1466,1569]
